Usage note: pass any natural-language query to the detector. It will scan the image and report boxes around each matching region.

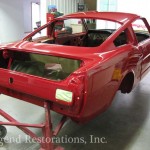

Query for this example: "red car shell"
[0,11,150,123]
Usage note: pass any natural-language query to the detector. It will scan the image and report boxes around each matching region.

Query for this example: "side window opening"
[29,24,54,44]
[132,19,150,43]
[113,30,128,47]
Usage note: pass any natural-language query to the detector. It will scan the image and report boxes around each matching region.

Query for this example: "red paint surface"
[0,12,150,123]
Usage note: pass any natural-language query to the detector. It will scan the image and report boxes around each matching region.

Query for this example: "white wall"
[0,0,24,44]
[24,0,82,32]
[97,0,117,12]
[0,0,83,44]
[48,0,84,15]
[40,0,84,26]
[23,0,40,33]
[97,0,150,25]
[117,0,150,23]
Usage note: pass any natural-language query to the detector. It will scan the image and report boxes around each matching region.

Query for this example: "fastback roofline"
[59,11,140,24]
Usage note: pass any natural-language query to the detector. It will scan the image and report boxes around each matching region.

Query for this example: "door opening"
[31,2,40,31]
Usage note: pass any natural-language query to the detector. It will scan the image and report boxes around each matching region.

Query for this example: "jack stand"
[0,101,67,150]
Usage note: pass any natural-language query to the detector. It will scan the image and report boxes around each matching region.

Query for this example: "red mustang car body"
[0,11,150,123]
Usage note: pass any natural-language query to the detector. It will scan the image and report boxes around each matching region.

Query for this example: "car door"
[131,18,150,78]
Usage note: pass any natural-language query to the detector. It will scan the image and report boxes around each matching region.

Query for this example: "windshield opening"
[26,18,121,47]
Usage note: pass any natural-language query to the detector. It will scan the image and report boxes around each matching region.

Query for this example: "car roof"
[59,11,140,24]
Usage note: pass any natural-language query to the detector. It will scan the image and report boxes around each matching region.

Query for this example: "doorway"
[31,2,40,31]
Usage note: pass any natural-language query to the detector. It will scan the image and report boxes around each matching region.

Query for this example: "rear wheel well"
[119,72,134,94]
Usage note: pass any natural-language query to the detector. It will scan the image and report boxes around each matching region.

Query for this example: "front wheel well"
[119,72,134,94]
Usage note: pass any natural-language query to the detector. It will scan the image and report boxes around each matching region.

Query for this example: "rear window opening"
[0,50,82,81]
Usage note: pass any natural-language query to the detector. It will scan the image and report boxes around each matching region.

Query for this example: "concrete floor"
[0,72,150,150]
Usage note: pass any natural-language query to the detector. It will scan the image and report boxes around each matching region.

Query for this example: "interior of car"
[0,50,81,81]
[30,29,149,48]
[27,18,150,48]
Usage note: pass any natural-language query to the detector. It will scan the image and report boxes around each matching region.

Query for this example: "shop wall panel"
[0,0,24,44]
[48,0,81,15]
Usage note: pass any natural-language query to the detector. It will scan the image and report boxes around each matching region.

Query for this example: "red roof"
[60,11,140,24]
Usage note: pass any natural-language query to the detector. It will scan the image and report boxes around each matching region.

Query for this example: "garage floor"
[0,72,150,150]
